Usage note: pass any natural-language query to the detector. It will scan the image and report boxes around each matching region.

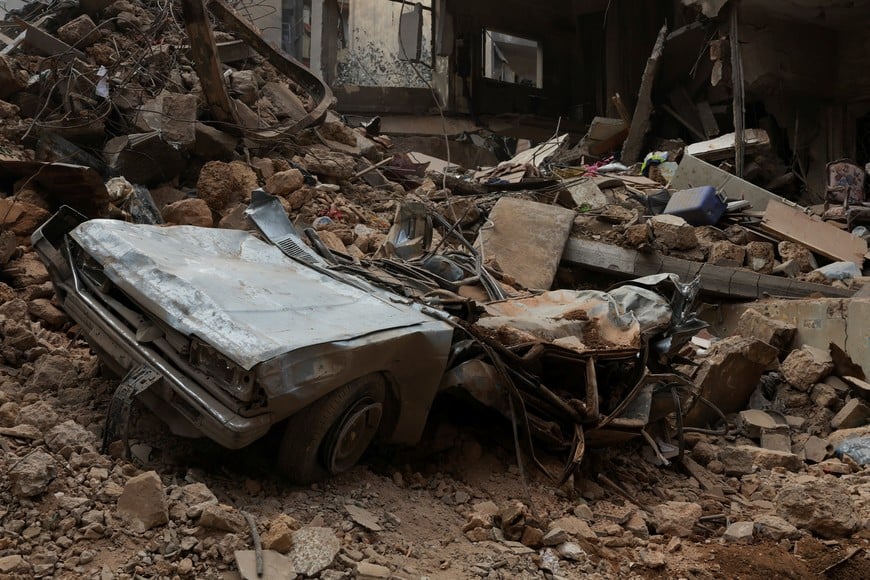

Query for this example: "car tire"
[277,374,387,484]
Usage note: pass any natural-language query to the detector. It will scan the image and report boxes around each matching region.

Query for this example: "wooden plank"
[560,238,855,299]
[696,101,720,138]
[180,0,240,132]
[681,456,725,497]
[685,129,770,162]
[622,24,668,164]
[761,200,867,267]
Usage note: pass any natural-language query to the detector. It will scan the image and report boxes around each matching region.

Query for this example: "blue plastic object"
[663,186,726,226]
[836,436,870,465]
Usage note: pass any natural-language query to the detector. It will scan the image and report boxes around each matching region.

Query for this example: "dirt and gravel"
[1,256,870,579]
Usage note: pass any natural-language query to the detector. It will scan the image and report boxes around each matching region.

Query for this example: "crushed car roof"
[71,220,444,370]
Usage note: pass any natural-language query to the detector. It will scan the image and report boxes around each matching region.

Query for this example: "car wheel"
[277,374,386,484]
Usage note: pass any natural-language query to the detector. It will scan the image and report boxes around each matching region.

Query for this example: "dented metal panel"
[70,220,441,370]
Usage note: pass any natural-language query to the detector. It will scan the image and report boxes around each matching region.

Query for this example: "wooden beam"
[761,200,867,267]
[730,2,745,177]
[180,0,241,133]
[561,238,855,300]
[622,24,668,164]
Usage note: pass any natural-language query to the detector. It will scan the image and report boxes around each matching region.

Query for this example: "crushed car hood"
[71,220,440,370]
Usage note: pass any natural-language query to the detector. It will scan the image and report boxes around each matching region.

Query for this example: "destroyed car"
[34,194,708,483]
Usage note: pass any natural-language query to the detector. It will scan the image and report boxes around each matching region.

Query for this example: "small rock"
[543,527,569,546]
[117,471,168,532]
[652,502,701,538]
[650,214,698,250]
[265,169,305,196]
[803,436,831,463]
[723,521,755,544]
[356,561,391,579]
[28,299,67,328]
[287,527,340,576]
[745,241,775,274]
[811,383,840,409]
[719,445,803,475]
[57,14,100,47]
[781,346,834,391]
[45,419,97,453]
[556,542,587,562]
[9,449,56,497]
[162,198,214,227]
[0,555,29,574]
[199,503,246,533]
[345,504,382,532]
[753,514,801,541]
[520,525,544,548]
[169,481,218,520]
[262,514,299,553]
[235,549,296,580]
[549,516,597,540]
[708,240,745,267]
[638,548,666,568]
[778,241,817,273]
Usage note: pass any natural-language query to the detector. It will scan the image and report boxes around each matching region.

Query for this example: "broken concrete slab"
[235,549,296,580]
[684,337,778,428]
[708,299,870,379]
[136,92,198,146]
[477,197,575,290]
[561,239,853,301]
[565,180,608,210]
[737,308,796,352]
[670,154,790,211]
[760,430,792,454]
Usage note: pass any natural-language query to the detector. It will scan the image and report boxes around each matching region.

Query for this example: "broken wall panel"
[707,299,870,378]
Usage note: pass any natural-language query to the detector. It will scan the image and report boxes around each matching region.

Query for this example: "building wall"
[236,0,283,49]
[335,0,433,87]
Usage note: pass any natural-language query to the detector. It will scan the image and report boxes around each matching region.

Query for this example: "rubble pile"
[1,1,870,578]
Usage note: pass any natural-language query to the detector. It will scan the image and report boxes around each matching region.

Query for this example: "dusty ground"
[1,298,869,579]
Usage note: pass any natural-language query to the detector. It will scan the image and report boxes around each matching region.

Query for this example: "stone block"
[831,398,870,430]
[737,308,796,351]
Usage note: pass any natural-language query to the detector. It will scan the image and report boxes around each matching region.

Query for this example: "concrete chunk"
[684,337,778,428]
[737,309,796,351]
[781,346,834,391]
[476,198,575,290]
[116,471,168,532]
[831,399,870,430]
[723,521,754,544]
